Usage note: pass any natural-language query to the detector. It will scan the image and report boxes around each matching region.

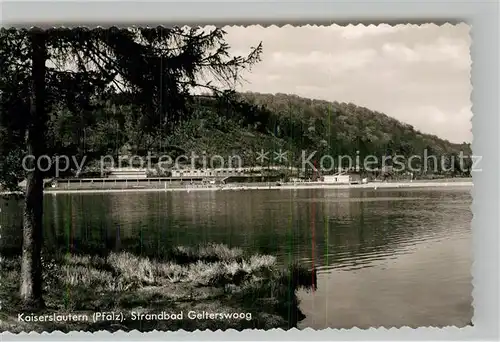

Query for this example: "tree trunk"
[20,30,47,310]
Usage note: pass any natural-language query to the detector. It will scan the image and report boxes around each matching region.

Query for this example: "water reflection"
[1,187,471,269]
[0,187,472,328]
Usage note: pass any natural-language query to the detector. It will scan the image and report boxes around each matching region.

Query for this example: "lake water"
[0,186,473,329]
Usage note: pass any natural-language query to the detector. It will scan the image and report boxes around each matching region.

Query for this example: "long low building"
[322,173,362,184]
[171,168,248,178]
[108,168,147,179]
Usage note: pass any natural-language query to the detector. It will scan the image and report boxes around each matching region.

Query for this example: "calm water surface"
[0,187,472,329]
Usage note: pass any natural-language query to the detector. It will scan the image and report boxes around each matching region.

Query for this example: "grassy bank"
[0,243,316,333]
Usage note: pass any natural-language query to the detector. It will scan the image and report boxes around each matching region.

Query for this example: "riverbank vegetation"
[0,243,316,333]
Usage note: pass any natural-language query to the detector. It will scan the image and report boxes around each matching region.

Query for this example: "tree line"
[34,90,473,176]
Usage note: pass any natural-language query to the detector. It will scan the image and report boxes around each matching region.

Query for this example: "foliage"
[0,27,263,187]
[234,92,472,172]
[76,91,471,175]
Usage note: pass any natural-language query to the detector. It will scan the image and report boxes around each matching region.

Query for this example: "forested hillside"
[165,92,472,171]
[47,90,472,173]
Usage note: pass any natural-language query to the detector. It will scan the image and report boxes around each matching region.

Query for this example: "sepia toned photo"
[0,23,473,333]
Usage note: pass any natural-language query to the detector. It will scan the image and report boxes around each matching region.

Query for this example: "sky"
[219,24,472,144]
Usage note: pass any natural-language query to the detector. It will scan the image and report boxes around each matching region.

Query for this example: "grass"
[0,243,316,333]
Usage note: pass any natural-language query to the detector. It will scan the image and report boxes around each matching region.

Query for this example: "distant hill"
[42,91,472,176]
[164,91,471,172]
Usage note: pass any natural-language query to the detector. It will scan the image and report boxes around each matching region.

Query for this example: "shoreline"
[1,181,473,195]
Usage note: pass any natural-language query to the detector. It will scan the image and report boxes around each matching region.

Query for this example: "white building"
[171,168,246,178]
[323,174,351,184]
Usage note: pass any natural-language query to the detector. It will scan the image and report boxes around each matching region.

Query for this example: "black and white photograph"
[0,23,473,333]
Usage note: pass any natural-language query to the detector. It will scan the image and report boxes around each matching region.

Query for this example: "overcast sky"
[220,24,472,144]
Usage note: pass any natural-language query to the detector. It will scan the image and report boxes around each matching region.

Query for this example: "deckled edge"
[0,21,480,340]
[0,326,477,339]
[0,23,469,30]
[468,20,476,330]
